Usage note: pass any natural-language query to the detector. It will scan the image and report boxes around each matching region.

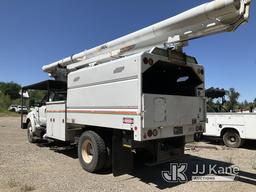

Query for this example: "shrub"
[0,92,12,109]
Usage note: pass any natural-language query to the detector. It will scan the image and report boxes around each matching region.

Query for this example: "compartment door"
[46,101,66,141]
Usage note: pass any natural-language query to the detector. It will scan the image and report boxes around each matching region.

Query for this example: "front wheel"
[223,131,243,148]
[78,131,107,173]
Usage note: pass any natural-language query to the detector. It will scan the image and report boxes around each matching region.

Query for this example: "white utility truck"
[21,0,251,175]
[204,88,256,148]
[206,113,256,148]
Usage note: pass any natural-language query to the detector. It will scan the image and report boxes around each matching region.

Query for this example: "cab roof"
[22,80,66,91]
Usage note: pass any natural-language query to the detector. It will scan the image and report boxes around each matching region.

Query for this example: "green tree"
[225,88,240,112]
[207,98,215,112]
[28,90,46,106]
[0,82,21,100]
[0,93,12,109]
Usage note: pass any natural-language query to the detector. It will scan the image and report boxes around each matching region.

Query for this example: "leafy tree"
[0,82,21,100]
[239,100,254,111]
[244,100,249,106]
[207,97,227,112]
[225,88,240,112]
[28,90,46,106]
[249,103,254,112]
[0,93,12,109]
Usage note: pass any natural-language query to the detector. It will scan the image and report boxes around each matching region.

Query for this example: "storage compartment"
[142,61,203,96]
[46,101,66,141]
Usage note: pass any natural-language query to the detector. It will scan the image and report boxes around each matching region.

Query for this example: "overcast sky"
[0,0,255,101]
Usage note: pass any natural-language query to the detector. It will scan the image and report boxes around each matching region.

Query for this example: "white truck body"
[21,0,251,174]
[45,51,205,142]
[205,113,256,140]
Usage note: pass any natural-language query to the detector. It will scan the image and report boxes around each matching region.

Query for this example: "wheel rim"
[81,140,94,164]
[228,135,236,144]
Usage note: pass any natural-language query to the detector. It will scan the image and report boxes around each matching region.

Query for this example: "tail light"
[143,57,148,64]
[152,129,158,136]
[147,129,153,137]
[148,58,154,65]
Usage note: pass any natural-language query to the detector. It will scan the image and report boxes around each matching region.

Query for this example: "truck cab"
[21,80,67,142]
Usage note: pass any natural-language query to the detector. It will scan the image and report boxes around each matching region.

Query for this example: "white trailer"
[21,0,251,175]
[205,113,256,148]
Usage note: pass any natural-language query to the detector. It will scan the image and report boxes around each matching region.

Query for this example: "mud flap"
[112,130,134,176]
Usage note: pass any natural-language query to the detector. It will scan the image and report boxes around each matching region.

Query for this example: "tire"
[223,130,243,148]
[27,122,37,143]
[21,121,27,129]
[78,131,107,173]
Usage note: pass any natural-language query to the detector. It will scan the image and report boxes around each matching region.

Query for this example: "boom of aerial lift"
[42,0,251,80]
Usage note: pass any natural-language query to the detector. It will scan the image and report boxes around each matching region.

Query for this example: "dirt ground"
[0,117,255,192]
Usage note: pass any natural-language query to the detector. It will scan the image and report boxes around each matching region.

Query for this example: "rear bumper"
[140,123,205,141]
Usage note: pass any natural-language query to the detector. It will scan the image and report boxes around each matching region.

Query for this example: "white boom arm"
[43,0,251,77]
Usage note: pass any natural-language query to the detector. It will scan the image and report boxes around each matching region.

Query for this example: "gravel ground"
[0,117,256,192]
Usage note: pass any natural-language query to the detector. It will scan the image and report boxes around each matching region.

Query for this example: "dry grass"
[7,179,35,192]
[8,178,18,188]
[228,156,233,164]
[20,184,35,192]
[0,110,20,117]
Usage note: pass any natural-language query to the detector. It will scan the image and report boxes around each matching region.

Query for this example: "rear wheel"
[78,131,107,173]
[223,130,243,148]
[27,122,37,143]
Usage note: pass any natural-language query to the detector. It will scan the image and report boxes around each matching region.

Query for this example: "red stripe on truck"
[46,109,139,115]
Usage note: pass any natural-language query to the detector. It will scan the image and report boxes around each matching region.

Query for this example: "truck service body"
[21,0,251,175]
[203,88,256,148]
[205,113,256,148]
